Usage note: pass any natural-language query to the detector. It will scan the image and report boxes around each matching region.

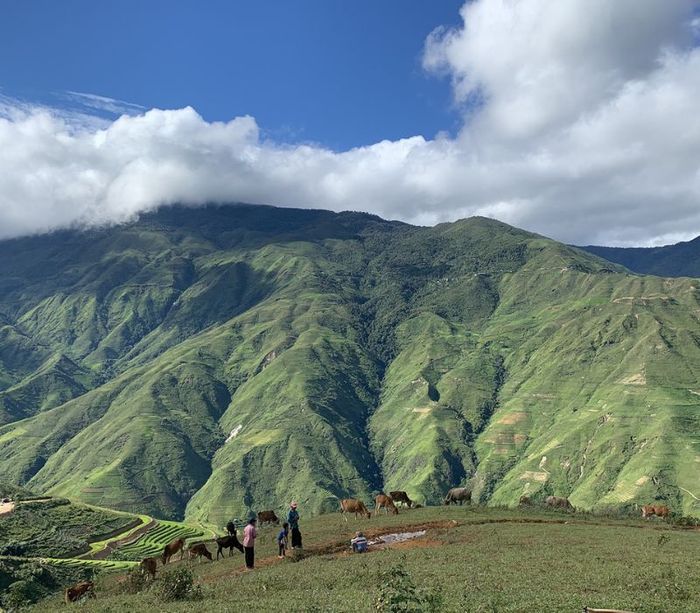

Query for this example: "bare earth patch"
[618,372,646,386]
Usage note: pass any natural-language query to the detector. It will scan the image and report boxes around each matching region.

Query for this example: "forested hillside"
[0,204,698,523]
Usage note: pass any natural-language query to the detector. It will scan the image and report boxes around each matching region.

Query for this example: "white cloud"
[0,0,699,246]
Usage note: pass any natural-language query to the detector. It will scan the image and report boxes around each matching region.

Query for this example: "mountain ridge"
[0,204,697,523]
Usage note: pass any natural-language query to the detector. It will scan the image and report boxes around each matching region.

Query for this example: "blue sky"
[1,0,699,246]
[1,0,463,150]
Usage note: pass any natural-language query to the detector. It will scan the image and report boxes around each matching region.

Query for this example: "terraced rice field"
[42,557,136,572]
[112,521,206,561]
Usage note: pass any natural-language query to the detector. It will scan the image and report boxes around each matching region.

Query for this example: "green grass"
[29,505,700,612]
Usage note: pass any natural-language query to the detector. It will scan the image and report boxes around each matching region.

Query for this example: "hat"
[290,501,298,508]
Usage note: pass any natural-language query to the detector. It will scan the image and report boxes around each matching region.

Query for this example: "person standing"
[243,517,257,569]
[277,522,289,559]
[287,501,302,549]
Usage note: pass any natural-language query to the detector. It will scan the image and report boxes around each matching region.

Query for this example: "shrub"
[152,566,202,602]
[120,566,150,594]
[374,561,442,612]
[2,578,43,610]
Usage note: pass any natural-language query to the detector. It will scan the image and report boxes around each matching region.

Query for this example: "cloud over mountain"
[1,0,699,245]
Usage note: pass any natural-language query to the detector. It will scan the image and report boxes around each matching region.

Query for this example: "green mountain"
[0,204,698,523]
[582,237,700,278]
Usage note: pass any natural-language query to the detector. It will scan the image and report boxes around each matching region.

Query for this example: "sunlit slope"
[476,267,700,516]
[0,205,697,521]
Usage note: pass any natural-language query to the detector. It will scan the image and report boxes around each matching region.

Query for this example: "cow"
[64,580,95,604]
[375,494,399,516]
[545,495,575,511]
[444,487,472,505]
[161,537,185,564]
[216,534,244,559]
[139,557,158,579]
[389,491,413,508]
[519,495,531,506]
[642,504,670,519]
[257,510,280,525]
[188,542,212,562]
[340,498,372,521]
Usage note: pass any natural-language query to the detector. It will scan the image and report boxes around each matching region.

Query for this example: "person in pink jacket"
[243,517,257,569]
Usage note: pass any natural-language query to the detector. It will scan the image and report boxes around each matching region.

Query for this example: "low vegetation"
[0,498,138,558]
[27,505,700,612]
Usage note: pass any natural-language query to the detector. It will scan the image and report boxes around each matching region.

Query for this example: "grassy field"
[31,505,700,612]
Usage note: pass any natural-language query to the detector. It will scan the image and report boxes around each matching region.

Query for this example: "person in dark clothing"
[226,520,237,537]
[287,501,302,549]
[243,517,257,569]
[277,522,289,558]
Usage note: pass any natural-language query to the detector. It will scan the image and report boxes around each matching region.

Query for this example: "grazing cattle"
[545,496,575,511]
[444,487,472,505]
[389,491,413,508]
[161,537,185,564]
[642,504,670,519]
[64,580,95,604]
[216,534,244,559]
[139,557,158,579]
[340,498,372,521]
[257,510,280,525]
[375,494,399,516]
[188,542,212,562]
[519,495,531,506]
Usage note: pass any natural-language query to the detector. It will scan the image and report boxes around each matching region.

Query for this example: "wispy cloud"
[62,91,145,116]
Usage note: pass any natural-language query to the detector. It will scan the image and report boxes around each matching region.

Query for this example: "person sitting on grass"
[351,531,368,553]
[277,522,289,558]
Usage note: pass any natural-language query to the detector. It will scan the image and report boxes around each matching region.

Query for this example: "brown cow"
[64,580,95,604]
[139,556,158,579]
[519,495,531,506]
[161,537,185,564]
[375,494,399,516]
[188,542,212,562]
[340,498,372,521]
[257,510,279,525]
[545,495,575,511]
[444,487,472,505]
[389,491,413,508]
[216,534,244,559]
[642,504,670,519]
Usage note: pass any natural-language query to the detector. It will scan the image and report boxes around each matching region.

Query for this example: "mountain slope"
[582,236,700,278]
[0,204,697,522]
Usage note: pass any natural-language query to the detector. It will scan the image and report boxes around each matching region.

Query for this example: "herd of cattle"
[63,489,674,603]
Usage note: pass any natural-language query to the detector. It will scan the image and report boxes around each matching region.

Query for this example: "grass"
[30,505,700,612]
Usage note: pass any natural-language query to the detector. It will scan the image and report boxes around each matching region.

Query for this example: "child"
[351,531,368,553]
[277,522,289,558]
